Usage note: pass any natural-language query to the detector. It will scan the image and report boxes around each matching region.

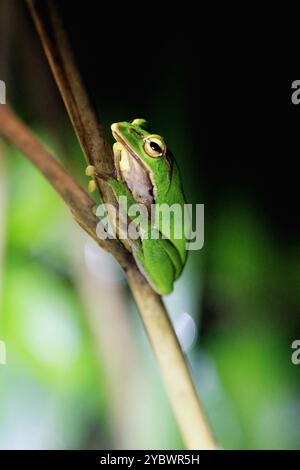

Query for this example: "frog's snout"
[111,122,119,140]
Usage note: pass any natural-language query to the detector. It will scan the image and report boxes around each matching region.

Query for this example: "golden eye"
[144,135,165,158]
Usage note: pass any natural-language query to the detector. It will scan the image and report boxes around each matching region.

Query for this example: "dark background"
[22,2,299,237]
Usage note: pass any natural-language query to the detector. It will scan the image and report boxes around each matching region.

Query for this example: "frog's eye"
[144,136,165,158]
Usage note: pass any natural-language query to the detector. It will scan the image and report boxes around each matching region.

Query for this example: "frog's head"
[111,119,172,197]
[111,118,167,160]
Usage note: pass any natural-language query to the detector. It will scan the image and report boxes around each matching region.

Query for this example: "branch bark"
[0,105,129,267]
[1,0,219,450]
[25,0,115,205]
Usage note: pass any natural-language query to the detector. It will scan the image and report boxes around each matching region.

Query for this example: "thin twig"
[25,0,115,206]
[2,0,220,450]
[0,105,130,267]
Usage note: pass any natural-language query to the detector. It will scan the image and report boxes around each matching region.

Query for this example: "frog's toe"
[85,165,96,177]
[88,180,97,193]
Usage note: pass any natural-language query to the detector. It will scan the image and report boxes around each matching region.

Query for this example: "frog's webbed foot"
[85,165,116,192]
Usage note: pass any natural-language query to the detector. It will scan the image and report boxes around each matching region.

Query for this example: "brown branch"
[25,0,115,207]
[2,0,219,449]
[0,105,130,267]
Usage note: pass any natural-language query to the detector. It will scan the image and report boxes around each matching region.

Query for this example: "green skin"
[106,119,188,295]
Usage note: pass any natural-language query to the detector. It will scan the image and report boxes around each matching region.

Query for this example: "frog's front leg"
[85,165,116,192]
[112,142,123,180]
[85,139,135,192]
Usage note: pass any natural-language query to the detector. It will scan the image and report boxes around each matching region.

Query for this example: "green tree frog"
[87,119,189,295]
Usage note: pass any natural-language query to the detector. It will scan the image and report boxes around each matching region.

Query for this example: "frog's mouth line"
[112,124,146,165]
[111,124,156,197]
